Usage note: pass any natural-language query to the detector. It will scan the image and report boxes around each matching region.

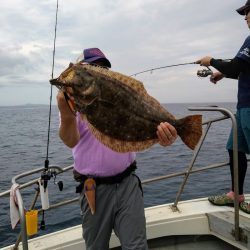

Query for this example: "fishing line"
[45,0,59,170]
[130,61,197,77]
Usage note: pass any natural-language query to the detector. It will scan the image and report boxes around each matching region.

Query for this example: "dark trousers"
[229,149,248,194]
[79,174,148,250]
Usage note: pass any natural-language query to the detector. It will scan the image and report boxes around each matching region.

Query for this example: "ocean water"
[0,102,250,248]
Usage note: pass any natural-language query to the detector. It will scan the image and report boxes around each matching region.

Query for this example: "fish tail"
[177,115,202,150]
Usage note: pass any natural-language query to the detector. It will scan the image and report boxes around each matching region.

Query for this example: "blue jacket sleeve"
[210,57,250,79]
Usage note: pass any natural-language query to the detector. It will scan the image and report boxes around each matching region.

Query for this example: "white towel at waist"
[10,183,20,229]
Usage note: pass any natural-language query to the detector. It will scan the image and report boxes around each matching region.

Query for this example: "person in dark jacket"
[196,0,250,213]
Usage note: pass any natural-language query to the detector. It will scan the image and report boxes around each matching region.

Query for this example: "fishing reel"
[39,167,63,230]
[41,168,63,192]
[53,175,63,191]
[197,66,213,77]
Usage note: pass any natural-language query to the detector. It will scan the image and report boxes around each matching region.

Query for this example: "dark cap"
[77,48,111,68]
[236,0,250,15]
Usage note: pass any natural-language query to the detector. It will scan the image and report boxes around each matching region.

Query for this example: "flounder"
[50,63,202,152]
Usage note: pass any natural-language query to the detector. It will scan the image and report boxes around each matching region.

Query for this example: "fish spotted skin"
[51,63,202,152]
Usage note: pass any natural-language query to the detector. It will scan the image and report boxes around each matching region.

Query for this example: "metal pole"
[173,121,211,208]
[13,187,40,249]
[231,112,239,241]
[189,106,239,241]
[15,190,28,250]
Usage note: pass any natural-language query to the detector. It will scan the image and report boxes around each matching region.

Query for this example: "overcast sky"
[0,0,249,106]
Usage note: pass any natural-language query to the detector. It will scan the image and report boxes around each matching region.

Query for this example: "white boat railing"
[0,106,245,249]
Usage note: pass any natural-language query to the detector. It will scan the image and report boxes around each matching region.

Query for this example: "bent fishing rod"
[130,58,235,78]
[130,61,214,78]
[130,62,196,76]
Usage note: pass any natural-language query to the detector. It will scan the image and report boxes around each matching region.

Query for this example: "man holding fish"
[56,48,177,250]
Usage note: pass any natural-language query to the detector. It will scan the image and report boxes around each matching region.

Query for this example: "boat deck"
[2,196,249,250]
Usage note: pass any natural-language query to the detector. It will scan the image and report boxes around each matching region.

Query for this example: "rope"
[45,0,59,170]
[130,62,197,77]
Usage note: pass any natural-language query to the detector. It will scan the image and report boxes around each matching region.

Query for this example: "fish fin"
[177,115,202,150]
[87,122,157,152]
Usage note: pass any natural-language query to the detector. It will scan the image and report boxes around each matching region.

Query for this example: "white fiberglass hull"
[1,196,250,250]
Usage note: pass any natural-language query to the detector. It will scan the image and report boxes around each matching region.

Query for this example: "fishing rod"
[130,58,236,78]
[130,61,198,77]
[45,0,59,171]
[130,61,214,78]
[40,0,63,231]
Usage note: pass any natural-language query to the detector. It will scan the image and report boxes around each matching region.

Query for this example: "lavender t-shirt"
[72,114,136,177]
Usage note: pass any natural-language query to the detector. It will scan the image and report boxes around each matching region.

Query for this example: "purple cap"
[236,0,250,15]
[78,48,111,68]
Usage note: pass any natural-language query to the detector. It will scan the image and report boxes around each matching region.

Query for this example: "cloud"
[0,0,248,105]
